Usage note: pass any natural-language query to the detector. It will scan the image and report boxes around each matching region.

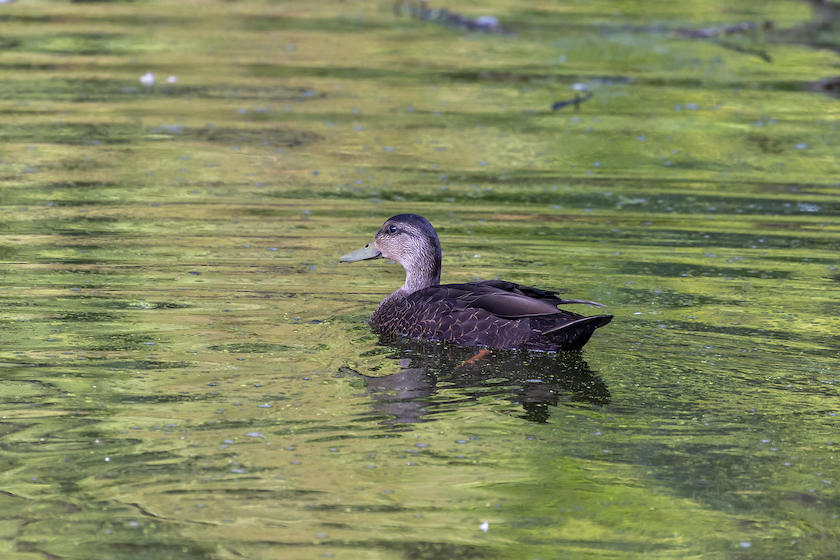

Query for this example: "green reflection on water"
[1,0,840,558]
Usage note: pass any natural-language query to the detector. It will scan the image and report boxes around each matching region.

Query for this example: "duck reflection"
[354,336,610,425]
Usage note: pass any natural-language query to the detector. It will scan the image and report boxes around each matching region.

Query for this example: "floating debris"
[808,76,840,98]
[139,71,155,88]
[552,83,593,111]
[395,1,513,35]
[676,20,773,61]
[676,20,773,39]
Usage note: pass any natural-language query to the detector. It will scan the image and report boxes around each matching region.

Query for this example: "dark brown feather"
[370,281,613,352]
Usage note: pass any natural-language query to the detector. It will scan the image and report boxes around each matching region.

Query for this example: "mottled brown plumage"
[341,214,612,351]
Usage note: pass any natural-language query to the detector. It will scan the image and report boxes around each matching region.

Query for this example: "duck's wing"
[437,281,606,320]
[469,280,606,308]
[396,284,611,350]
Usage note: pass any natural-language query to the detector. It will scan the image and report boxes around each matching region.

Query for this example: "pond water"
[1,0,839,558]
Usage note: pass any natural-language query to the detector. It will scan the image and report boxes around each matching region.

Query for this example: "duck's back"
[370,280,612,351]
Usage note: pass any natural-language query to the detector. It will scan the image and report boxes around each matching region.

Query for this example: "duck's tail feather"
[541,314,613,335]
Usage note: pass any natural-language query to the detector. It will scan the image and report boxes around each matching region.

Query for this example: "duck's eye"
[388,225,398,234]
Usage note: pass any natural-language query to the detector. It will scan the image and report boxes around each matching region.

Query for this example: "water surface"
[1,1,839,558]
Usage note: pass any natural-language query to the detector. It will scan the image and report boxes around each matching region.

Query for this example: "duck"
[340,214,613,351]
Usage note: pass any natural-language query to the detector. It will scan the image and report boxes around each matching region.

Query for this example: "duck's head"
[341,214,442,291]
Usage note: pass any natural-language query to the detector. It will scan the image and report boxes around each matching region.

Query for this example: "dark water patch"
[21,33,141,56]
[55,158,110,172]
[273,183,840,219]
[0,37,22,50]
[149,125,321,147]
[642,436,840,535]
[307,503,410,513]
[145,84,327,102]
[0,299,42,308]
[27,257,114,265]
[62,217,124,226]
[146,302,190,310]
[196,418,327,431]
[163,488,328,501]
[613,285,733,307]
[120,394,209,405]
[808,76,840,98]
[450,174,838,196]
[114,359,190,370]
[250,64,428,82]
[0,62,107,72]
[397,2,515,36]
[514,9,656,28]
[747,133,787,154]
[207,343,296,353]
[682,231,840,251]
[443,69,632,85]
[243,15,396,33]
[0,122,141,145]
[41,181,119,192]
[362,540,492,559]
[98,300,191,311]
[88,335,173,353]
[479,223,836,251]
[4,221,134,236]
[69,0,141,3]
[0,14,52,24]
[641,75,806,92]
[272,186,557,205]
[33,540,220,560]
[0,78,325,102]
[640,317,830,349]
[759,255,838,265]
[0,421,43,441]
[616,261,796,280]
[14,358,191,375]
[304,433,383,444]
[440,68,805,92]
[277,421,394,437]
[56,311,121,322]
[0,378,66,397]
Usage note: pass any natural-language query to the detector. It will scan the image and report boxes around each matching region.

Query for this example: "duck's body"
[341,214,612,351]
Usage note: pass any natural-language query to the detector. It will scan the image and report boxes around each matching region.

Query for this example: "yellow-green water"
[1,0,839,558]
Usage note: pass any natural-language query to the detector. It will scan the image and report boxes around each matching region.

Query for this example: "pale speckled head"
[375,214,439,260]
[341,214,442,292]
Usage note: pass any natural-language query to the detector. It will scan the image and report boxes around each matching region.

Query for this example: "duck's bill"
[340,240,381,262]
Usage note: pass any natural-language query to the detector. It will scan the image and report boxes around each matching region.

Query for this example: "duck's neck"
[373,255,439,327]
[400,243,441,295]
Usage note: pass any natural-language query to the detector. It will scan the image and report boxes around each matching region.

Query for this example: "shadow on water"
[347,336,610,425]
